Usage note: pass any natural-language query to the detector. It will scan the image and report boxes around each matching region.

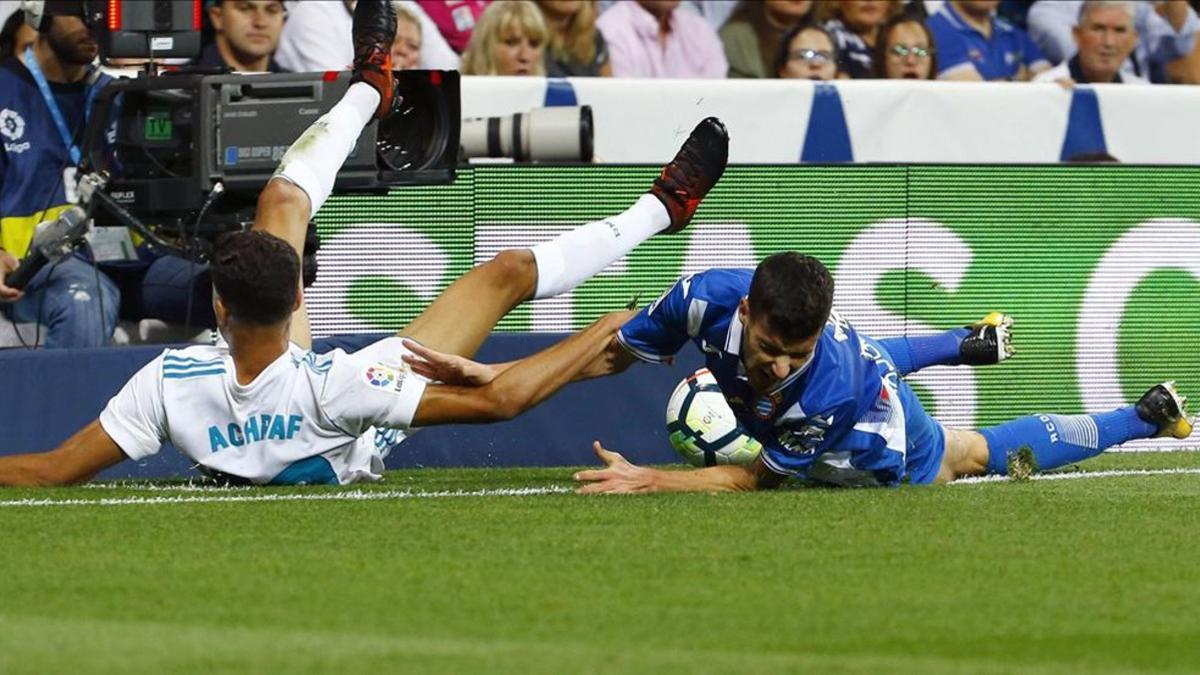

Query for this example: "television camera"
[12,1,460,281]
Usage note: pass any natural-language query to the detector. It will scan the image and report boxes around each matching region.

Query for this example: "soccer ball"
[665,368,762,467]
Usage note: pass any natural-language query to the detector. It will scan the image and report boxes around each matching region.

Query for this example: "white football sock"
[530,193,670,300]
[271,82,381,218]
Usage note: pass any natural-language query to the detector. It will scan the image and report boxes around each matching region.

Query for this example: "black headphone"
[22,0,52,32]
[22,1,93,33]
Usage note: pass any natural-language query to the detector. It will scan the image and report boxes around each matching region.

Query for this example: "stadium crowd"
[0,0,1198,350]
[251,0,1200,83]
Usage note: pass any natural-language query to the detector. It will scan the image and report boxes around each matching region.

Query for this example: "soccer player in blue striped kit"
[566,253,1194,492]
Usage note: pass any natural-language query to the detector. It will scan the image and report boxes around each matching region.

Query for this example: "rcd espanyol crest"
[776,415,833,456]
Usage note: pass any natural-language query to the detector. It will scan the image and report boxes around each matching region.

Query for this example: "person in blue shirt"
[929,0,1051,80]
[0,2,119,347]
[565,252,1192,493]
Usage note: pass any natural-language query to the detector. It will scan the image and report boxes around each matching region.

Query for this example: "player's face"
[740,310,819,395]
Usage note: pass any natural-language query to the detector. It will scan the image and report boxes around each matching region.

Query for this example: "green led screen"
[311,165,1200,436]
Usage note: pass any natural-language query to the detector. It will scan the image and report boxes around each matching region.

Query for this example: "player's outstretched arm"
[0,420,127,486]
[410,309,637,426]
[574,442,785,494]
[402,332,639,387]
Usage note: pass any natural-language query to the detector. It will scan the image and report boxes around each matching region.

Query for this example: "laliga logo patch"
[0,109,24,140]
[364,363,410,393]
[364,365,398,389]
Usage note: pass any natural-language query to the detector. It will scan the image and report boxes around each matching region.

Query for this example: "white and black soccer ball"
[665,368,762,467]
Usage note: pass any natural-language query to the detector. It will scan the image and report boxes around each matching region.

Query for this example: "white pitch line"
[951,467,1200,484]
[0,485,571,508]
[3,468,1199,507]
[82,482,260,492]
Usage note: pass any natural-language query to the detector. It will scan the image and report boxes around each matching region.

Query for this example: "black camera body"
[84,70,461,234]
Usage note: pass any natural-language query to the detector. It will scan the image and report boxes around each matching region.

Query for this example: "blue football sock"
[981,407,1159,474]
[878,328,970,377]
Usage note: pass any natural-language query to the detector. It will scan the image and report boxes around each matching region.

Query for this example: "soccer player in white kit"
[0,1,730,487]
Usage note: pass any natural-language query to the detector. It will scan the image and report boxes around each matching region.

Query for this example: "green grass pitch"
[2,452,1199,674]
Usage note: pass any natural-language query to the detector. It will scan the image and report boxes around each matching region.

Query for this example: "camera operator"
[0,0,117,347]
[1,1,215,349]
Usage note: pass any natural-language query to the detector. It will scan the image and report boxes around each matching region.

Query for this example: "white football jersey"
[98,337,427,485]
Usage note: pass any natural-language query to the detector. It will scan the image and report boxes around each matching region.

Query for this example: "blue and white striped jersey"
[98,338,426,485]
[618,268,917,486]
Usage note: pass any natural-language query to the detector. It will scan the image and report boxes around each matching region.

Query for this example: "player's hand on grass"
[574,441,658,494]
[401,338,497,386]
[0,250,23,302]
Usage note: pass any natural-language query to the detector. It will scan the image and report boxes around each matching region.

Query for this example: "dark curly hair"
[748,252,834,341]
[210,230,299,325]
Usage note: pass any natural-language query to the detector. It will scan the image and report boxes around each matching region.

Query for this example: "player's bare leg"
[933,428,989,483]
[251,0,397,347]
[398,117,730,357]
[250,0,727,357]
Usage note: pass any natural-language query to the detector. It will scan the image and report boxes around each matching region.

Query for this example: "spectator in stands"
[275,0,353,71]
[775,22,839,79]
[720,0,814,78]
[461,0,547,75]
[1166,0,1200,83]
[874,13,937,78]
[1034,0,1146,84]
[392,4,424,69]
[598,0,739,32]
[684,0,739,31]
[1,8,36,58]
[596,0,728,78]
[0,4,119,347]
[276,1,460,72]
[818,0,904,78]
[417,0,490,53]
[1027,0,1197,83]
[536,0,610,76]
[194,0,289,73]
[929,0,1051,80]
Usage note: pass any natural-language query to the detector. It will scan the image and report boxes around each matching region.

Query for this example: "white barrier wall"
[460,76,1200,164]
